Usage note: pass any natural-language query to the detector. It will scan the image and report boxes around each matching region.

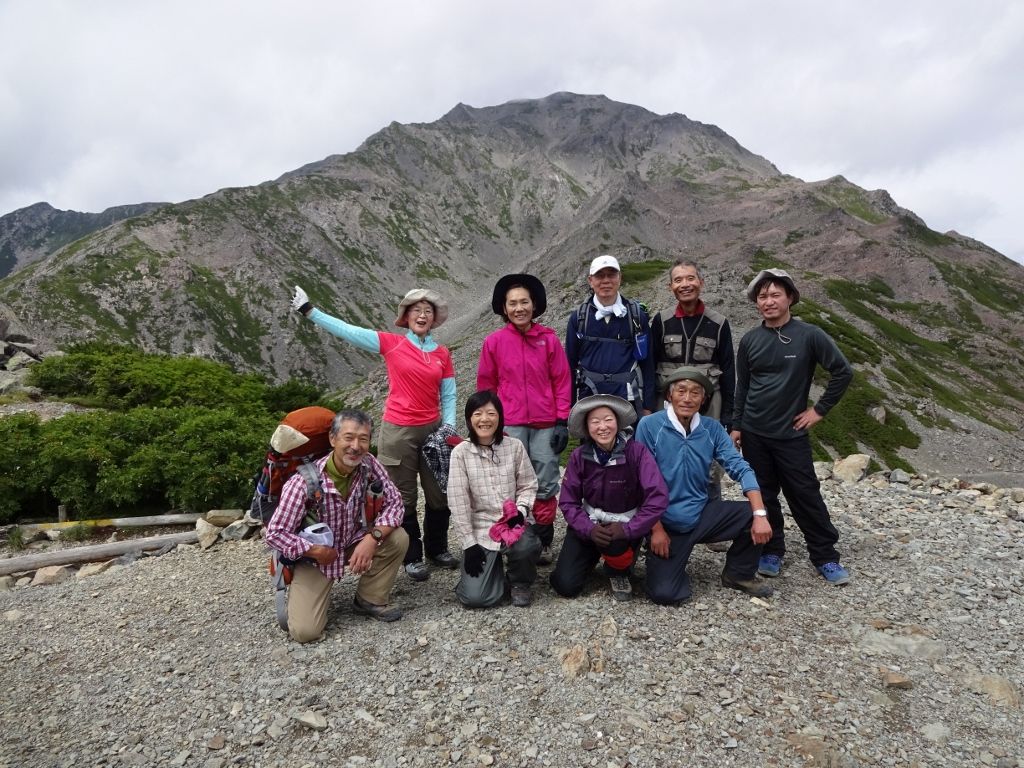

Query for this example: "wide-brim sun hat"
[745,268,800,305]
[567,394,637,440]
[395,288,448,329]
[662,366,714,397]
[491,273,547,319]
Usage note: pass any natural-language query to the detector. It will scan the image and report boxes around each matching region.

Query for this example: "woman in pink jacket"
[477,273,572,563]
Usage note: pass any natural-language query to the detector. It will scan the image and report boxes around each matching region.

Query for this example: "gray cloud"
[2,0,1021,263]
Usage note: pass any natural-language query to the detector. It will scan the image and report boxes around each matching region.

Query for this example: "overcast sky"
[2,1,1022,264]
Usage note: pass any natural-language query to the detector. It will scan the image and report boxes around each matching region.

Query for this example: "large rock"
[859,629,945,659]
[77,560,115,579]
[965,674,1020,708]
[3,350,36,371]
[196,519,222,550]
[220,520,255,541]
[31,565,75,586]
[206,509,244,527]
[889,468,912,484]
[833,454,871,483]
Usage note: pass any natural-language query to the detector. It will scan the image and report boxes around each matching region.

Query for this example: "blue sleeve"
[307,308,380,354]
[710,421,758,492]
[440,377,456,426]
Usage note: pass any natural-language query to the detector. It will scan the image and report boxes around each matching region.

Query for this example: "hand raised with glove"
[550,420,569,454]
[291,285,313,316]
[463,544,487,577]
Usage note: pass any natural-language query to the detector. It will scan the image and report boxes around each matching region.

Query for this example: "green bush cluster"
[3,344,340,524]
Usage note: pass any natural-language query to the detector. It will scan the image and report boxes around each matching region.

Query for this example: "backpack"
[573,297,650,400]
[247,406,336,525]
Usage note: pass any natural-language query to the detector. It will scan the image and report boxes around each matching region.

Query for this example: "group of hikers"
[265,256,853,644]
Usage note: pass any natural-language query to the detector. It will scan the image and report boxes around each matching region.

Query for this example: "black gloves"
[463,544,487,577]
[550,420,569,454]
[508,511,525,529]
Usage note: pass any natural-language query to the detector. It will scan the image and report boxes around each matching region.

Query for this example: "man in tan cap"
[731,269,853,585]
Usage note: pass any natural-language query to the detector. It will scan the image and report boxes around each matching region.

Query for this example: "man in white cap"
[731,268,853,585]
[565,255,656,419]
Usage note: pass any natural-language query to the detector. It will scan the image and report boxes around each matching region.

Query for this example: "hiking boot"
[816,562,850,585]
[404,561,429,582]
[609,575,633,602]
[537,547,553,566]
[757,554,783,578]
[721,571,774,598]
[353,594,402,622]
[510,585,532,607]
[428,550,460,569]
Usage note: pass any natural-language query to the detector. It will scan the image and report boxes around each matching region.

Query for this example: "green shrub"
[0,413,45,524]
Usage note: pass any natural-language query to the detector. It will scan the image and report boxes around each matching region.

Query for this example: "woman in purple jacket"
[550,395,669,601]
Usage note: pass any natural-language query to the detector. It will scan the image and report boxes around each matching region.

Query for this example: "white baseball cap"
[589,255,621,275]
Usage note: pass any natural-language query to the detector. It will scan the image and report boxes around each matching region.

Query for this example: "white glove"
[291,285,311,314]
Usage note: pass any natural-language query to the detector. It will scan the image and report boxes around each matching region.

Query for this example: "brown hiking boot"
[720,571,774,598]
[353,594,403,622]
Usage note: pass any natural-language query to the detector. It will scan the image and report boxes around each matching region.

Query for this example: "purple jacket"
[558,436,669,541]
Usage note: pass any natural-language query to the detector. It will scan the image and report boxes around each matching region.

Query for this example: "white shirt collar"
[666,406,700,436]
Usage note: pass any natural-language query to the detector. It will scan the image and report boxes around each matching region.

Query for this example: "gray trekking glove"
[292,286,313,316]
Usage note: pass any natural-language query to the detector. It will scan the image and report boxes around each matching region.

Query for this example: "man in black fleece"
[730,269,854,585]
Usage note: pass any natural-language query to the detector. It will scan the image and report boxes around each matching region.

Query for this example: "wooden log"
[19,513,202,532]
[0,531,199,576]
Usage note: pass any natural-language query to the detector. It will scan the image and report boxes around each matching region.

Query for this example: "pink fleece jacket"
[477,322,572,427]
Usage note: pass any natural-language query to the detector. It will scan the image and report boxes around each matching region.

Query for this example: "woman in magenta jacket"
[477,273,572,563]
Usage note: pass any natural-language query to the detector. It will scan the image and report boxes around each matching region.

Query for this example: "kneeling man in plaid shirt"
[266,409,409,642]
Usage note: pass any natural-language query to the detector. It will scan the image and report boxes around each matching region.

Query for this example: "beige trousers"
[286,527,409,643]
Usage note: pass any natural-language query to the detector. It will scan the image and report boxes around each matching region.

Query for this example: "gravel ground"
[2,473,1023,768]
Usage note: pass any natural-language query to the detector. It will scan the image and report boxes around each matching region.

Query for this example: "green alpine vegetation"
[0,344,343,524]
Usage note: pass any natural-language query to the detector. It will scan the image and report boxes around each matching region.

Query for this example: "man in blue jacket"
[566,255,656,419]
[635,367,774,605]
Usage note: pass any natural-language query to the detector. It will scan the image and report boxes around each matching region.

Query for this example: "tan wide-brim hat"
[745,268,800,304]
[395,288,448,329]
[567,394,637,440]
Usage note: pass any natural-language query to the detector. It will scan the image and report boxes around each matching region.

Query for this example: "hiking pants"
[504,425,560,548]
[455,528,542,608]
[286,527,409,643]
[376,419,452,563]
[550,528,642,597]
[644,500,760,605]
[740,431,840,566]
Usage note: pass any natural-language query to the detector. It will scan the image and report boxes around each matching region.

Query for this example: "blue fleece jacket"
[634,410,759,533]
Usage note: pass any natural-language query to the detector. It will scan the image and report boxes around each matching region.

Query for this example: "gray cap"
[663,366,714,397]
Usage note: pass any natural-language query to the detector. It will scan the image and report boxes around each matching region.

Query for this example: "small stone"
[833,454,871,483]
[294,710,328,730]
[882,671,914,689]
[921,722,950,744]
[890,469,912,484]
[965,674,1021,708]
[207,733,225,750]
[220,520,254,541]
[578,713,598,725]
[559,645,590,677]
[170,750,190,766]
[0,575,14,591]
[77,560,115,579]
[723,738,738,748]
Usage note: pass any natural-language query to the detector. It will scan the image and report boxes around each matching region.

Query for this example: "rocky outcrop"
[0,305,45,395]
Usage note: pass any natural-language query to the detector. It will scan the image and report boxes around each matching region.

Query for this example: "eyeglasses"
[409,307,434,316]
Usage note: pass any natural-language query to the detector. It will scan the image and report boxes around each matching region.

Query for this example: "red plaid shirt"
[265,454,404,580]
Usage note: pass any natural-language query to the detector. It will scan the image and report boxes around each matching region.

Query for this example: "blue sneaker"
[817,562,850,585]
[757,554,782,578]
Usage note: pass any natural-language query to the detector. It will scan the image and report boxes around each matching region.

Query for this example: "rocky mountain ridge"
[0,92,1021,476]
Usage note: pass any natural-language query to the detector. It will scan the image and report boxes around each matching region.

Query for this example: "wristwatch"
[752,509,768,518]
[370,527,385,545]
